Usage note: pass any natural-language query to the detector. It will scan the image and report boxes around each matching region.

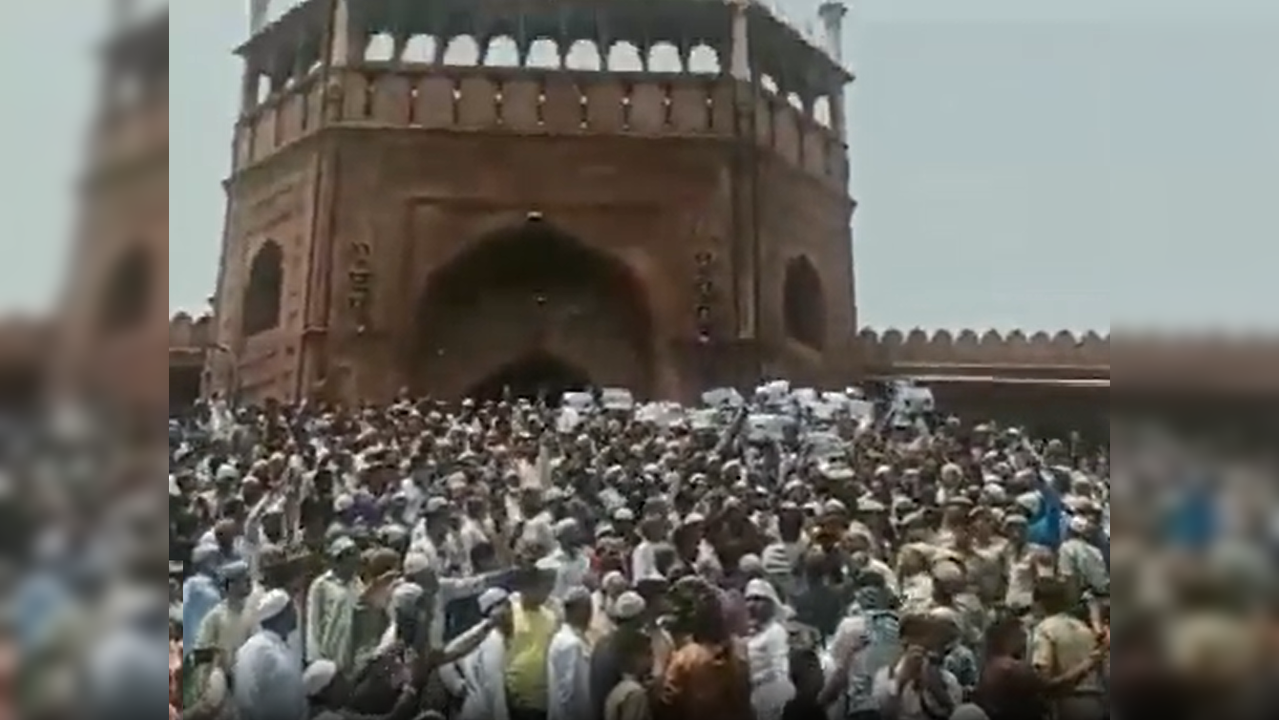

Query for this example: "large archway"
[783,255,826,351]
[241,240,284,337]
[413,219,653,398]
[98,245,152,335]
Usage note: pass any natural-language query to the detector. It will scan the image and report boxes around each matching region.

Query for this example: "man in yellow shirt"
[505,560,560,720]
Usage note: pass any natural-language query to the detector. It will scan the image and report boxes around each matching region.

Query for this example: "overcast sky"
[2,0,1276,334]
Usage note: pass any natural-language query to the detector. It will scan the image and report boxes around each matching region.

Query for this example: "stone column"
[329,0,366,67]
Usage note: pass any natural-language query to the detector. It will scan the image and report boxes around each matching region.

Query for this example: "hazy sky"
[2,0,1277,334]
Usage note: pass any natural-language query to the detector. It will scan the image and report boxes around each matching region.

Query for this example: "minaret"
[111,0,135,28]
[817,1,848,63]
[250,0,271,34]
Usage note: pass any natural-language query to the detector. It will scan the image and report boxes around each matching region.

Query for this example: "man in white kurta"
[234,589,307,720]
[547,588,594,720]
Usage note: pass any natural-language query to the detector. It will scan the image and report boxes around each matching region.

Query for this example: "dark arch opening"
[465,352,590,403]
[415,219,652,391]
[783,256,826,350]
[169,365,203,413]
[99,246,151,334]
[241,240,284,337]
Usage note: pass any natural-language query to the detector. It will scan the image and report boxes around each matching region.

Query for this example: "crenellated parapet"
[861,328,1109,375]
[863,327,1279,393]
[169,313,215,364]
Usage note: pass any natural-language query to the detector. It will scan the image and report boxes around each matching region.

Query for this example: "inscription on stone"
[348,241,373,328]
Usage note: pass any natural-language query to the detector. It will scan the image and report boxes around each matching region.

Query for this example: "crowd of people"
[149,382,1266,720]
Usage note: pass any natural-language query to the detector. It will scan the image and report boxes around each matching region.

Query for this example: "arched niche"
[241,240,284,337]
[413,220,653,397]
[98,245,152,335]
[782,255,826,351]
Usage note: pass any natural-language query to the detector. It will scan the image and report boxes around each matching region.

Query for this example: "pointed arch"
[241,240,284,337]
[98,245,152,334]
[413,220,654,397]
[782,255,826,350]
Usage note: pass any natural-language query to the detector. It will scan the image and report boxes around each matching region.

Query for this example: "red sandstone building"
[13,2,1276,441]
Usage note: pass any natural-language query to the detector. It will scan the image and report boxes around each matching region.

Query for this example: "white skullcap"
[929,606,962,628]
[390,582,425,612]
[563,586,593,606]
[1015,492,1041,514]
[328,536,358,558]
[403,552,433,576]
[303,660,338,698]
[744,578,781,605]
[334,494,354,512]
[601,571,628,593]
[255,589,292,625]
[858,498,887,513]
[738,554,764,574]
[610,591,647,621]
[478,588,509,616]
[933,560,965,584]
[1068,515,1091,534]
[951,704,990,720]
[536,556,564,573]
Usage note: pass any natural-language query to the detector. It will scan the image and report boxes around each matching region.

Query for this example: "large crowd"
[26,378,1279,720]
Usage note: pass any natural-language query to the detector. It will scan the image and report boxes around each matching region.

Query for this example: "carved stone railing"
[233,63,845,189]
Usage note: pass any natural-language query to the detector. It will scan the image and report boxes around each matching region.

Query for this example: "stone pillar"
[330,0,364,67]
[817,1,848,64]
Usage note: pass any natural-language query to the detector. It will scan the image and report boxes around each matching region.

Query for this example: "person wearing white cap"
[181,543,223,661]
[374,582,429,656]
[443,588,515,720]
[1058,515,1108,603]
[234,589,307,720]
[190,561,254,696]
[630,515,666,583]
[305,536,365,672]
[403,547,510,652]
[743,579,794,720]
[547,587,594,720]
[547,519,592,602]
[588,591,647,720]
[588,572,629,644]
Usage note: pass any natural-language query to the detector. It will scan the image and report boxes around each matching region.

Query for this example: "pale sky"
[2,0,1277,334]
